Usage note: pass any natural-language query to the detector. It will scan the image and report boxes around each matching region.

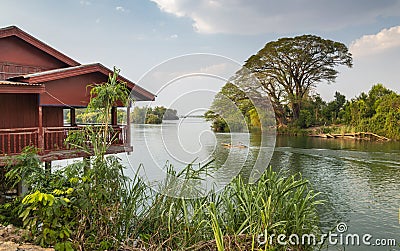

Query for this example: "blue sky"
[1,0,400,110]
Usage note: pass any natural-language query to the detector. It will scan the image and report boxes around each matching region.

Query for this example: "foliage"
[131,165,322,251]
[341,84,400,140]
[5,153,322,251]
[20,189,74,249]
[0,198,22,226]
[205,83,258,132]
[207,78,400,140]
[131,106,179,124]
[64,108,127,125]
[245,34,352,120]
[297,109,313,128]
[5,147,45,190]
[86,67,131,148]
[2,67,142,250]
[206,35,353,131]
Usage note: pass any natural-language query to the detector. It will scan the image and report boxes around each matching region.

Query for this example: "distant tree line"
[131,106,179,124]
[206,81,399,139]
[64,108,126,125]
[64,106,180,125]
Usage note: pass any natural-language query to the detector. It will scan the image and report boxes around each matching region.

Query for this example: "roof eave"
[7,63,156,101]
[0,26,80,67]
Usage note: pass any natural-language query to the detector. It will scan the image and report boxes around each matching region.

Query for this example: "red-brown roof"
[9,63,155,101]
[0,80,44,93]
[0,26,155,102]
[0,26,80,67]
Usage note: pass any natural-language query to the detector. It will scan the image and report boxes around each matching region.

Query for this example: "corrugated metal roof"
[0,80,43,86]
[15,64,95,78]
[6,63,155,101]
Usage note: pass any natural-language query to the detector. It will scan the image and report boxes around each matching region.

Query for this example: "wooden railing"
[44,126,78,151]
[0,125,127,155]
[44,125,125,151]
[0,128,38,155]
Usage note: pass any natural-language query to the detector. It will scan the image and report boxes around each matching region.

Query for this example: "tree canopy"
[245,35,352,121]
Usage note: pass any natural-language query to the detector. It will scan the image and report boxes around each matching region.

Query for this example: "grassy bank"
[1,149,322,251]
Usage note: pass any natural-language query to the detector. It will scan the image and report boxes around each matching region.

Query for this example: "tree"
[205,83,254,132]
[87,67,130,149]
[131,106,147,123]
[320,91,346,123]
[245,35,352,121]
[163,108,179,120]
[365,83,395,117]
[340,84,400,139]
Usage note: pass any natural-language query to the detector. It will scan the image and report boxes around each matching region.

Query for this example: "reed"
[4,153,322,250]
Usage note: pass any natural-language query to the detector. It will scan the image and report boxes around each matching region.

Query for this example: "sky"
[1,0,400,113]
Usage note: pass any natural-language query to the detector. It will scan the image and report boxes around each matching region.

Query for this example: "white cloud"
[170,34,178,39]
[150,0,400,35]
[318,26,400,100]
[115,6,127,12]
[79,0,91,6]
[350,26,400,57]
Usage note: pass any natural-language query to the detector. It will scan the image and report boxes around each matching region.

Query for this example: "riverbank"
[277,125,395,141]
[310,132,390,141]
[0,224,53,251]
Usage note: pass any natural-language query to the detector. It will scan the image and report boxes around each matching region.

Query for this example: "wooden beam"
[70,108,76,126]
[126,105,131,150]
[111,106,117,126]
[38,105,44,151]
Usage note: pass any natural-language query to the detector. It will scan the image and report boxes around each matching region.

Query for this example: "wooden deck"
[0,125,131,165]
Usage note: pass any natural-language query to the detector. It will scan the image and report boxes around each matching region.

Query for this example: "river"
[122,117,400,251]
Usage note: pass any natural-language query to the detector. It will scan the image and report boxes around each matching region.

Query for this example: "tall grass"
[127,164,322,251]
[4,151,322,250]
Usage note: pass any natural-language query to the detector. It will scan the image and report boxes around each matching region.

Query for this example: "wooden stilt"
[45,161,51,174]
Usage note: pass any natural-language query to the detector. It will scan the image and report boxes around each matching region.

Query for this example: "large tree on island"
[245,35,352,121]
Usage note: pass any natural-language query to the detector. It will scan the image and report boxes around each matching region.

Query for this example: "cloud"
[115,6,127,12]
[79,0,91,5]
[350,26,400,57]
[169,34,178,39]
[318,26,400,101]
[150,0,400,35]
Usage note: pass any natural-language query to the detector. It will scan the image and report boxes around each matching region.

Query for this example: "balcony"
[0,125,131,164]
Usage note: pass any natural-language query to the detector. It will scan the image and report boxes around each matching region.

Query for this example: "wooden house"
[0,26,155,166]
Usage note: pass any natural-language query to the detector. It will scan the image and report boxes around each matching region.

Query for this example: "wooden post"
[126,105,131,150]
[38,106,44,152]
[45,161,51,174]
[70,108,76,126]
[111,106,117,126]
[17,181,22,196]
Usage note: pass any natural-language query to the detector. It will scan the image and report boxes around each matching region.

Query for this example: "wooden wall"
[40,72,107,106]
[43,106,64,127]
[0,93,38,128]
[0,36,69,80]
